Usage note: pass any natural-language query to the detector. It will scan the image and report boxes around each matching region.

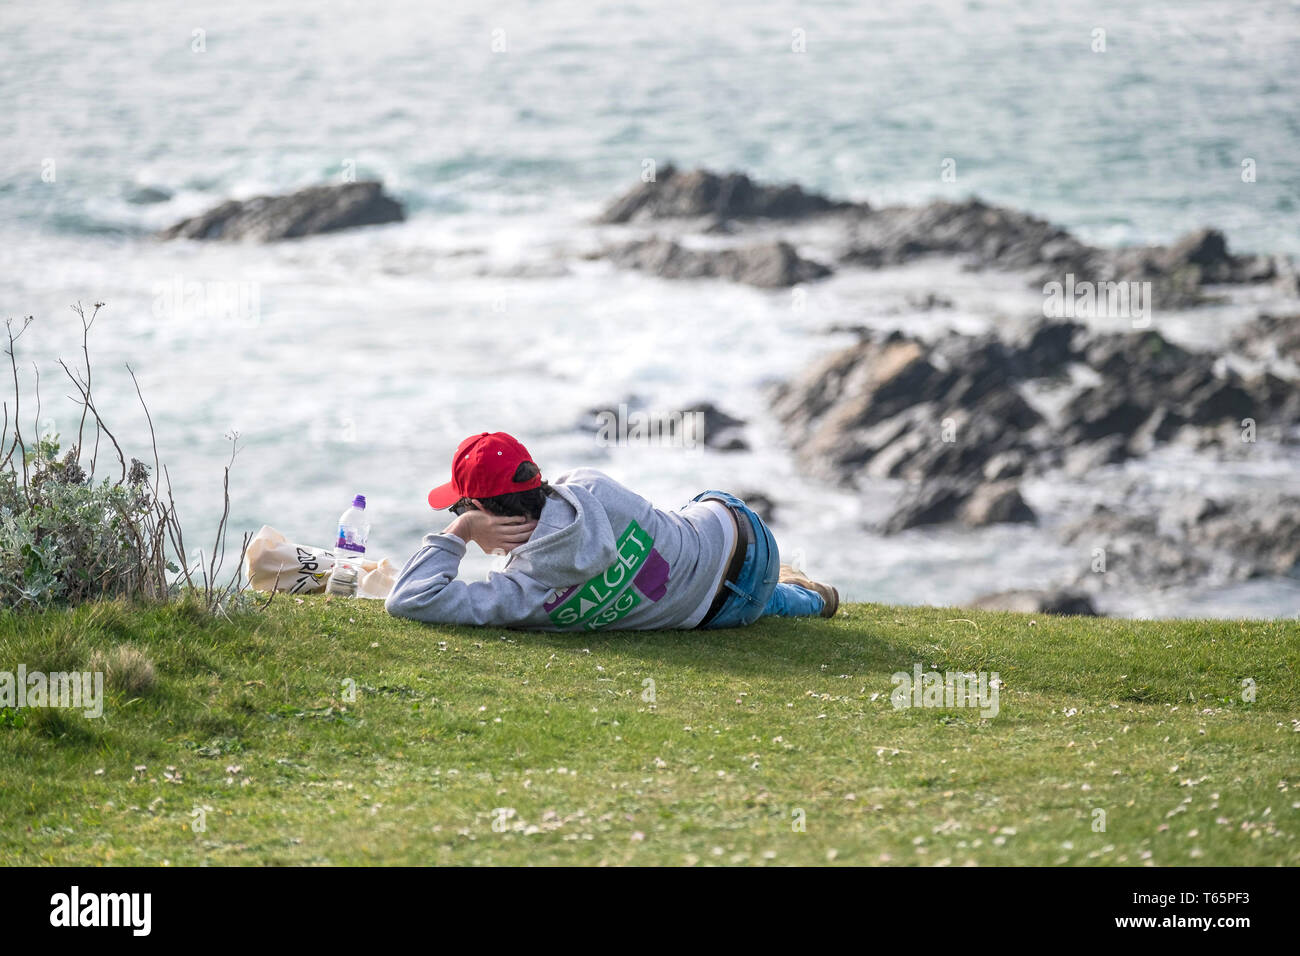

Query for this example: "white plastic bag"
[244,525,396,599]
[357,558,399,599]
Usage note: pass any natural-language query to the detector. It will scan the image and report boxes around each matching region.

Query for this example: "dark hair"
[452,461,553,520]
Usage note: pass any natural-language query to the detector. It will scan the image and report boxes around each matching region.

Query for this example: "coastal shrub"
[1,303,247,612]
[0,439,170,607]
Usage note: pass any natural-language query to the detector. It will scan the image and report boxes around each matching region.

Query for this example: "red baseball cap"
[427,432,542,509]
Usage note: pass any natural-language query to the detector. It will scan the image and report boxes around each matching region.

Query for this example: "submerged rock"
[679,401,749,451]
[125,185,172,205]
[577,397,749,451]
[603,238,831,288]
[160,181,405,241]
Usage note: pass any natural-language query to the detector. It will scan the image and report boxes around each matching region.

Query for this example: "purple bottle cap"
[352,494,366,509]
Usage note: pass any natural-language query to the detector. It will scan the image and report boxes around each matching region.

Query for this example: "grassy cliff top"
[1,597,1296,865]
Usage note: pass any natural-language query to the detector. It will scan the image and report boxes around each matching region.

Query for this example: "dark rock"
[772,331,1044,485]
[905,292,954,311]
[1179,377,1256,425]
[603,238,831,288]
[1013,320,1087,378]
[960,480,1036,527]
[577,395,647,432]
[710,435,750,452]
[840,198,1095,274]
[1063,436,1129,477]
[1162,228,1231,281]
[680,401,749,450]
[1062,494,1300,589]
[160,181,405,241]
[1127,407,1184,456]
[1061,388,1150,445]
[1062,505,1210,588]
[881,480,972,534]
[1188,495,1300,578]
[881,478,1034,533]
[1230,313,1300,361]
[125,185,172,204]
[598,165,850,224]
[969,589,1099,616]
[774,320,1300,492]
[835,199,1285,308]
[578,397,748,451]
[734,490,777,524]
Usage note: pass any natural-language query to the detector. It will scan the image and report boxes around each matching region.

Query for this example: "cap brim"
[427,481,461,510]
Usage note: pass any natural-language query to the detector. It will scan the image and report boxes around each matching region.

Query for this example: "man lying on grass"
[385,431,838,631]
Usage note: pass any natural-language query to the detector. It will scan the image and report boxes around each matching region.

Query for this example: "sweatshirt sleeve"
[384,532,548,627]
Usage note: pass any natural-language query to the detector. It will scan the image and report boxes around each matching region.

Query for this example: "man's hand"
[444,511,537,554]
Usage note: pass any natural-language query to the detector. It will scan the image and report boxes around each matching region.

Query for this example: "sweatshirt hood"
[504,481,618,583]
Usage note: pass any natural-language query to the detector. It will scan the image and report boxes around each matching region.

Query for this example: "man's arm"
[384,512,542,627]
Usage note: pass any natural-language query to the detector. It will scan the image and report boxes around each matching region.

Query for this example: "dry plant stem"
[59,355,126,484]
[3,300,248,613]
[207,437,241,604]
[162,463,197,591]
[31,361,41,449]
[127,364,162,494]
[2,316,34,490]
[70,301,102,470]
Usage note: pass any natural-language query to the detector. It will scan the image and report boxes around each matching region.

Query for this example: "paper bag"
[244,525,396,599]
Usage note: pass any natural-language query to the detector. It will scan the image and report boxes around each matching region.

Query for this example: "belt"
[698,505,753,628]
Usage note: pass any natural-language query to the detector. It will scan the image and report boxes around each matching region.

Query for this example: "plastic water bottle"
[328,494,370,597]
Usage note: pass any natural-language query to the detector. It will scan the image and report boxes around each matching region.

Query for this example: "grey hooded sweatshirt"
[385,468,729,631]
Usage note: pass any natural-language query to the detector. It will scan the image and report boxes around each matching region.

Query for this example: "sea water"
[2,0,1298,616]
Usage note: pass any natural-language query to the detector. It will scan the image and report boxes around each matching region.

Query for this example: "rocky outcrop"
[594,169,1299,305]
[771,329,1047,486]
[841,198,1094,273]
[602,238,831,288]
[1062,507,1210,589]
[1177,494,1300,579]
[840,203,1285,308]
[773,321,1299,493]
[1062,493,1300,589]
[734,490,778,524]
[1057,328,1283,454]
[598,165,850,224]
[160,181,404,241]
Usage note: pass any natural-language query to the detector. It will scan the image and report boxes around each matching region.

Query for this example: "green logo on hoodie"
[548,520,654,628]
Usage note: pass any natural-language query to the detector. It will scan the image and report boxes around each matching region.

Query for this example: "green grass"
[0,596,1296,866]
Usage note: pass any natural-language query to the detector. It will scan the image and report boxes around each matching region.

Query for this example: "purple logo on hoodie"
[634,548,669,602]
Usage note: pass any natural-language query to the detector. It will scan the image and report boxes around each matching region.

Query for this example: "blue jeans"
[691,490,825,629]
